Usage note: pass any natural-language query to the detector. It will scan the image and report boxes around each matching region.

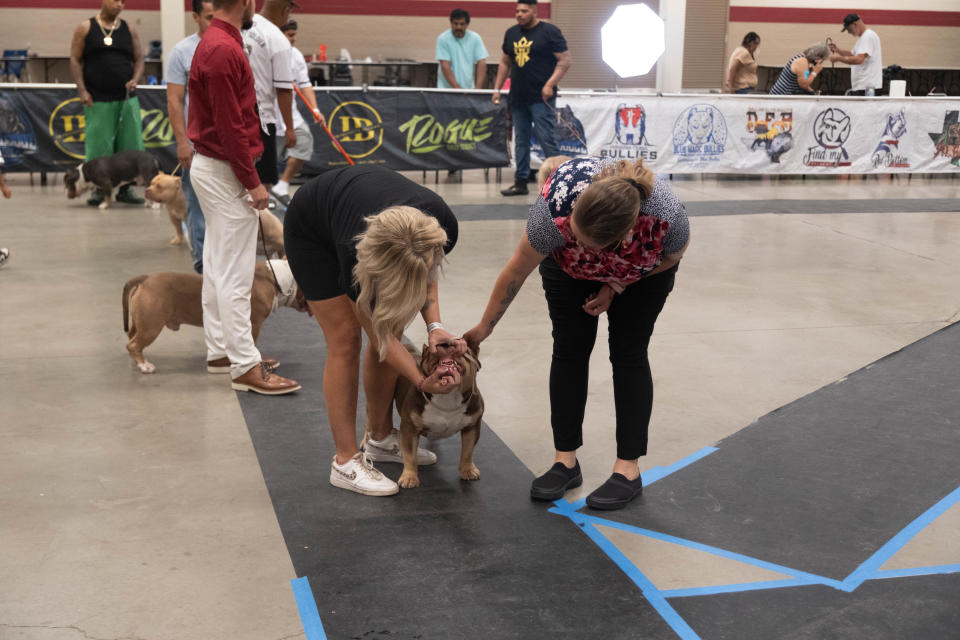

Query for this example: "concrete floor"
[1,171,958,639]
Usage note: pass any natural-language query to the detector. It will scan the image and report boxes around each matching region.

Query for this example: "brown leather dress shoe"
[231,363,301,395]
[208,357,280,374]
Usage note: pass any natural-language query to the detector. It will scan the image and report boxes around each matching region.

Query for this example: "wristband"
[427,322,444,333]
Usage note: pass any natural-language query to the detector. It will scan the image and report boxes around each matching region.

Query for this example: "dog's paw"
[459,464,481,481]
[137,361,156,374]
[98,201,109,210]
[398,472,421,489]
[170,236,183,245]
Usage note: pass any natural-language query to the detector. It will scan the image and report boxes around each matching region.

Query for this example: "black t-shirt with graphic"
[502,21,568,105]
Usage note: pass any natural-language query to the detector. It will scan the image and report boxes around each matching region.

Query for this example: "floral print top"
[526,157,689,285]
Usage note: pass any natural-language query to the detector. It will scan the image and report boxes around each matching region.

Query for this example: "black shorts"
[255,123,279,185]
[283,194,355,302]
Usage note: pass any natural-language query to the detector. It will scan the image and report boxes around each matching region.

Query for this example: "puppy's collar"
[269,260,298,311]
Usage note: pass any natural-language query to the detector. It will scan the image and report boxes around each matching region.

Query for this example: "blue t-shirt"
[502,21,567,104]
[436,29,488,89]
[165,33,201,123]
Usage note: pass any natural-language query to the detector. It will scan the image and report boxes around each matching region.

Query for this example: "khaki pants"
[189,153,261,378]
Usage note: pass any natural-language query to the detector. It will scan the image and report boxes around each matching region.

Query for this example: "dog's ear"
[174,176,182,185]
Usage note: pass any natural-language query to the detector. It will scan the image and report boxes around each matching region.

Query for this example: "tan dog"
[537,155,573,191]
[257,208,285,258]
[143,174,284,257]
[144,172,188,245]
[122,260,308,374]
[393,344,484,488]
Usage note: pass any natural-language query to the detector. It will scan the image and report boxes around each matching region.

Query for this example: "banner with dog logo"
[1,85,956,174]
[0,86,508,174]
[551,93,960,174]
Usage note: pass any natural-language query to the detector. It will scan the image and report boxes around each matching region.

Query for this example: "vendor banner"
[0,86,509,173]
[0,87,176,172]
[545,94,960,174]
[305,89,508,172]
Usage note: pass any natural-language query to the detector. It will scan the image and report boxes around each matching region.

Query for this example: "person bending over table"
[284,165,467,497]
[464,157,690,510]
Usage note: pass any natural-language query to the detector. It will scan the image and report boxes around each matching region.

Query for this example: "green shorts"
[84,96,144,161]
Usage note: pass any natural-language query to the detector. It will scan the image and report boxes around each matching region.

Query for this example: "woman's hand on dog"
[420,366,462,394]
[463,325,489,354]
[583,285,615,316]
[429,328,467,357]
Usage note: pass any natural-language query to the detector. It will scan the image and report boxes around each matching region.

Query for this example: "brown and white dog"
[122,260,308,373]
[393,344,484,488]
[64,149,159,210]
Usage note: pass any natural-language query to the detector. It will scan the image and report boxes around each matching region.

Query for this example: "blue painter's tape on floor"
[641,446,719,486]
[841,484,960,592]
[577,520,702,640]
[872,564,960,580]
[291,577,326,640]
[570,511,846,590]
[660,577,824,599]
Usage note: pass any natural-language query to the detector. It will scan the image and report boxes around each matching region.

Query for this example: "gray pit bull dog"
[393,343,484,488]
[122,260,309,374]
[64,149,159,210]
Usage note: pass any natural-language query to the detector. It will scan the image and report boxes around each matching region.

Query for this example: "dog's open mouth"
[431,357,464,378]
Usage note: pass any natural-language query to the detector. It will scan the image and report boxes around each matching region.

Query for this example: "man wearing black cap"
[829,14,882,96]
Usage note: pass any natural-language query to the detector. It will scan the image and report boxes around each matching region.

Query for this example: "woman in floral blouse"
[464,157,690,510]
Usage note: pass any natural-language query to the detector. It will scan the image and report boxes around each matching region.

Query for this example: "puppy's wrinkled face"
[419,344,480,389]
[64,166,86,199]
[144,173,182,204]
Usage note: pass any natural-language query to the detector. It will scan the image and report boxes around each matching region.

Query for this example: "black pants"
[539,258,677,460]
[255,123,279,185]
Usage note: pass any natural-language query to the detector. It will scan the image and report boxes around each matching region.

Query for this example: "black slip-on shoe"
[585,473,643,510]
[531,461,582,501]
[116,186,144,205]
[500,182,528,196]
[86,189,105,206]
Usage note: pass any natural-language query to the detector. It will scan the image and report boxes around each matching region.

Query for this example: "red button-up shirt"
[187,18,263,191]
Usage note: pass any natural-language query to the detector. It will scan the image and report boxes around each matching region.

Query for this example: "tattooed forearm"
[487,279,520,330]
[421,297,436,312]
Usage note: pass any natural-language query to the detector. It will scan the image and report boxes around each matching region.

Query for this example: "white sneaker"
[0,248,8,269]
[363,429,438,465]
[330,452,398,496]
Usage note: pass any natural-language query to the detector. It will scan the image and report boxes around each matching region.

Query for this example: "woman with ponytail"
[465,157,690,510]
[284,165,464,497]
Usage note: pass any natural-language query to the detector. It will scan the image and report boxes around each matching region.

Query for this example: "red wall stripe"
[729,7,960,27]
[8,0,549,18]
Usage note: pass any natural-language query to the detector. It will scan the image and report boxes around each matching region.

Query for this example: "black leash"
[258,212,283,294]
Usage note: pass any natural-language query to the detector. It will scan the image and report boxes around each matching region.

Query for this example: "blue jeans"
[511,98,559,182]
[181,167,206,274]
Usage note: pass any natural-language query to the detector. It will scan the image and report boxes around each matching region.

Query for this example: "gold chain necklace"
[96,14,120,46]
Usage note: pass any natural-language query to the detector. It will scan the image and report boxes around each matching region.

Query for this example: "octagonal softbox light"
[601,3,665,78]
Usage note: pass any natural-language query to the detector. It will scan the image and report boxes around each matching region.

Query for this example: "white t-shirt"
[274,47,311,136]
[242,13,293,130]
[851,28,882,90]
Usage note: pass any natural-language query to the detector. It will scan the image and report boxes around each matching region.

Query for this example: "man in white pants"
[187,0,299,395]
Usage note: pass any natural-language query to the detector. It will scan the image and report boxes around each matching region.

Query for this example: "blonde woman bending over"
[284,165,465,497]
[465,157,690,510]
